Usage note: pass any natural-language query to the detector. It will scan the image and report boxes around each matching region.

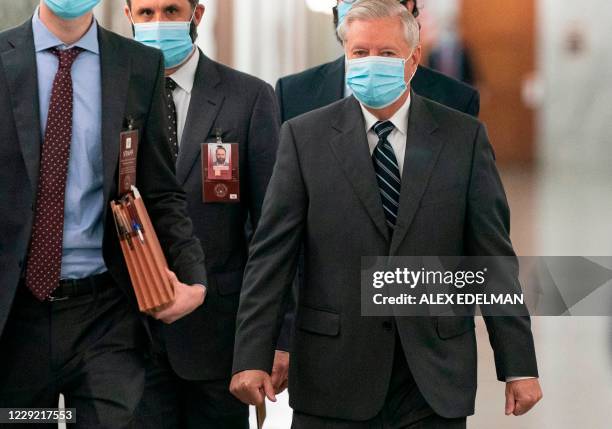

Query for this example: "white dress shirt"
[168,47,199,146]
[360,94,411,177]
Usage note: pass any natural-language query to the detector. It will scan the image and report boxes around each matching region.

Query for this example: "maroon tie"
[25,47,83,301]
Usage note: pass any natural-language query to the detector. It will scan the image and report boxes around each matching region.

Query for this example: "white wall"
[233,0,310,85]
[537,0,612,169]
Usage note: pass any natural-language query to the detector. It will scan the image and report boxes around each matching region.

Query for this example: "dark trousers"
[132,327,249,429]
[0,281,146,429]
[292,336,467,429]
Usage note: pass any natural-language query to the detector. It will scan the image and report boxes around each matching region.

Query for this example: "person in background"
[0,0,208,427]
[124,0,286,427]
[276,0,480,124]
[428,20,477,85]
[230,1,542,427]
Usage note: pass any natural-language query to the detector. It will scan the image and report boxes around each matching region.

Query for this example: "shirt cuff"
[506,376,537,382]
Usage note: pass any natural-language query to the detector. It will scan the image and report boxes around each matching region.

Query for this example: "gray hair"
[337,0,420,49]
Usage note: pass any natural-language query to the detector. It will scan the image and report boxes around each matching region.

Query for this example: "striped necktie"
[372,121,401,230]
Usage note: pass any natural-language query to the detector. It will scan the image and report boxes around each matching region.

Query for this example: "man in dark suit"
[0,1,208,427]
[276,0,480,123]
[231,1,542,427]
[125,0,286,427]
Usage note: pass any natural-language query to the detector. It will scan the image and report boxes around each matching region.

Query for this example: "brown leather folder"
[111,186,174,312]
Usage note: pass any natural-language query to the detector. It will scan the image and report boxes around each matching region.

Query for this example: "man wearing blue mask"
[276,0,480,124]
[230,0,542,427]
[124,1,286,428]
[0,0,209,427]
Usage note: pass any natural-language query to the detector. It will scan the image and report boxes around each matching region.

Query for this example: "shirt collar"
[169,48,199,94]
[360,93,411,136]
[32,6,99,54]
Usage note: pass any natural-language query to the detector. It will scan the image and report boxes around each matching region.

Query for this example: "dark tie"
[25,47,82,301]
[165,77,179,160]
[372,121,401,230]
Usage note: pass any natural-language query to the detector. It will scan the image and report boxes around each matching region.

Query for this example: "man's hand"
[230,370,277,406]
[505,379,543,416]
[271,350,290,394]
[148,269,206,324]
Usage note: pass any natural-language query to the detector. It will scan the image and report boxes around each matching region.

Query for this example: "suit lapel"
[2,21,43,195]
[328,97,390,242]
[98,27,130,216]
[390,93,442,255]
[176,52,224,184]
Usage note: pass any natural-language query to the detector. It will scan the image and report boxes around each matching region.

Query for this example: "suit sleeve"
[138,52,207,287]
[465,123,538,381]
[233,121,307,374]
[247,82,281,227]
[246,82,295,352]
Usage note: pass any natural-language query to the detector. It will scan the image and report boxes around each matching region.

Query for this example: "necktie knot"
[166,77,177,91]
[373,121,395,142]
[52,47,83,70]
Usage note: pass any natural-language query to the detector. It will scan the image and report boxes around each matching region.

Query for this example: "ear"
[194,4,205,26]
[410,44,422,69]
[123,5,131,20]
[406,44,422,82]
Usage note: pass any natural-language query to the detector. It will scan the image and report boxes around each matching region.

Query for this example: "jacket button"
[382,321,393,332]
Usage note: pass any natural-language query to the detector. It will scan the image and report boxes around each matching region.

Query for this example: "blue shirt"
[32,8,106,279]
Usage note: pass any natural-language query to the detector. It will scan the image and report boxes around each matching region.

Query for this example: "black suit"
[275,56,480,123]
[0,20,205,428]
[233,93,538,426]
[133,52,280,429]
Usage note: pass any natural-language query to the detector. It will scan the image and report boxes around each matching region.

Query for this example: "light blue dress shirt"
[32,8,106,279]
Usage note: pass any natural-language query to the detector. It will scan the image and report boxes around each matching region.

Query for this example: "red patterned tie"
[25,47,83,301]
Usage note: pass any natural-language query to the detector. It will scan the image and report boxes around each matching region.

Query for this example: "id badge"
[118,125,139,196]
[201,136,240,203]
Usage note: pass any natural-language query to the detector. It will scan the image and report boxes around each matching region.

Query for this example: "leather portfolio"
[111,186,175,312]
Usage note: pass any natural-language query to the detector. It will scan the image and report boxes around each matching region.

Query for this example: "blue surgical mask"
[346,56,409,109]
[44,0,101,20]
[337,1,353,27]
[132,10,196,69]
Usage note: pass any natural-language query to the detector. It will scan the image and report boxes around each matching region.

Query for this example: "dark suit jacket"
[0,21,206,337]
[275,56,480,123]
[233,93,538,420]
[160,52,281,380]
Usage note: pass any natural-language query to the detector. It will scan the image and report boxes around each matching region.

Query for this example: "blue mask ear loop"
[188,6,197,25]
[406,50,418,85]
[177,7,199,68]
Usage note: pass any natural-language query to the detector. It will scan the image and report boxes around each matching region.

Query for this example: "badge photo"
[208,143,232,180]
[201,141,240,203]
